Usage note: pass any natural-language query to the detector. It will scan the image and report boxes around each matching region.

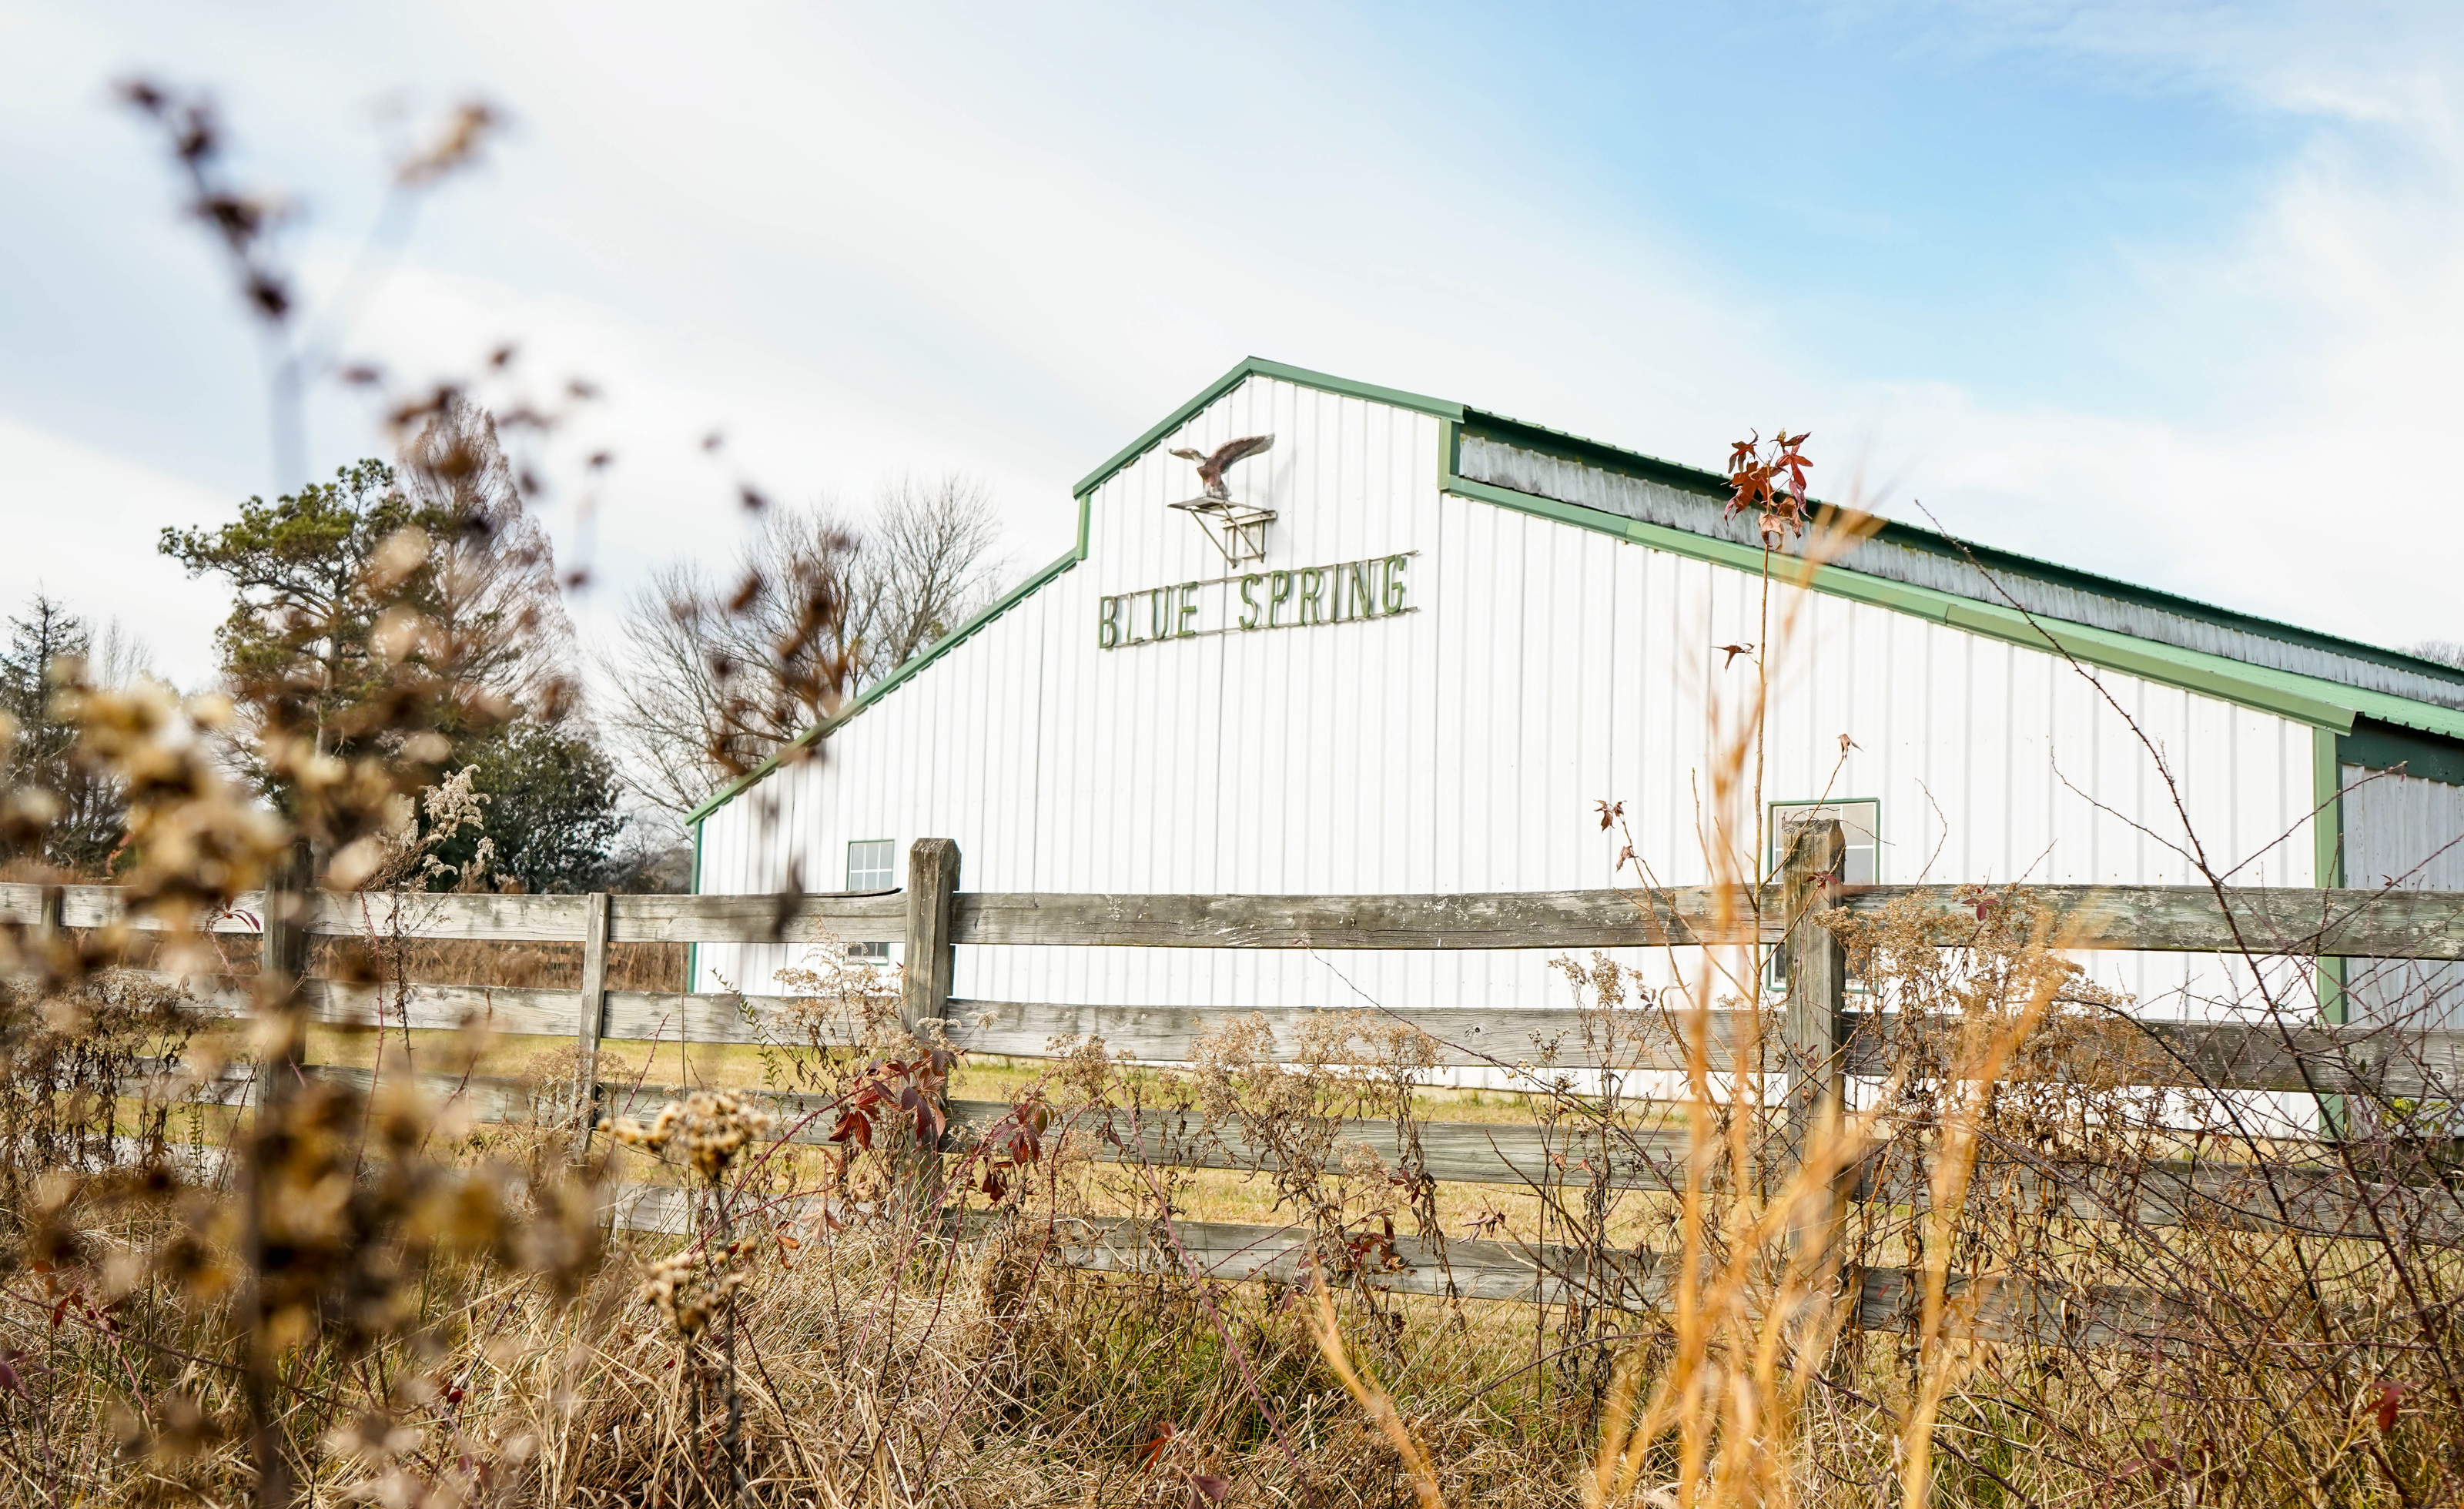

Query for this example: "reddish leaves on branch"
[1132,1421,1229,1506]
[1336,1214,1407,1276]
[826,1049,954,1156]
[976,1093,1052,1200]
[1724,429,1814,547]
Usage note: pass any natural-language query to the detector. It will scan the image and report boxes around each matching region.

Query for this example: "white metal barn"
[688,357,2464,1033]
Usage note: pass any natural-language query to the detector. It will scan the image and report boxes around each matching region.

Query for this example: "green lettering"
[1178,582,1200,637]
[1267,570,1291,627]
[1097,595,1119,648]
[1299,569,1325,625]
[1348,560,1376,619]
[1384,555,1410,614]
[1239,574,1264,629]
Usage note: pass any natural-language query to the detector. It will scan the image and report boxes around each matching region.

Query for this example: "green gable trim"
[686,818,705,970]
[1072,356,1463,500]
[2314,727,2347,1101]
[2338,720,2464,788]
[684,542,1085,825]
[1441,471,2464,738]
[2314,727,2347,892]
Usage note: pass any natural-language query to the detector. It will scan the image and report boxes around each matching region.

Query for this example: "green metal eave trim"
[685,818,704,988]
[1072,356,1463,500]
[1441,472,2464,738]
[2313,727,2347,1090]
[2338,719,2464,787]
[683,542,1086,825]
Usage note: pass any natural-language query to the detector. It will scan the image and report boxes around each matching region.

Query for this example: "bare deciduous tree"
[400,397,582,722]
[852,473,1006,674]
[597,473,1006,819]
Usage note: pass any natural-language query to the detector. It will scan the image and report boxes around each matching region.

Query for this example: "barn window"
[1767,800,1879,885]
[1766,800,1879,991]
[846,839,895,959]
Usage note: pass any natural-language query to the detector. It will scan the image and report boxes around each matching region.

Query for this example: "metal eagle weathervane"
[1168,433,1276,567]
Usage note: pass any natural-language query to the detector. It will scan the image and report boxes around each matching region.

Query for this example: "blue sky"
[2,2,2458,686]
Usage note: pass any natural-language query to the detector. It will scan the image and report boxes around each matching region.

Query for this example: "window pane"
[846,839,895,891]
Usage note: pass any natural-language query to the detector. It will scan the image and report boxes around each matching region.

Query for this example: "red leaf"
[1136,1420,1176,1469]
[2370,1381,2405,1433]
[1188,1473,1230,1504]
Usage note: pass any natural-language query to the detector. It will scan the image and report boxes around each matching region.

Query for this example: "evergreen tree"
[159,459,465,780]
[0,594,129,872]
[424,721,624,894]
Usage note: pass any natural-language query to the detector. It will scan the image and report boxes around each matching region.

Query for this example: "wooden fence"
[11,839,2464,1347]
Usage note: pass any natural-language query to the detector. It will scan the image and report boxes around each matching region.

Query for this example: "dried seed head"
[603,1090,774,1182]
[638,1249,746,1337]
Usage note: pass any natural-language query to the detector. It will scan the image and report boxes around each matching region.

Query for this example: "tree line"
[1,401,1004,893]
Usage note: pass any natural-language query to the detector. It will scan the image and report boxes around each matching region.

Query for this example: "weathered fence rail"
[16,849,2464,1344]
[102,975,2464,1101]
[12,878,2464,958]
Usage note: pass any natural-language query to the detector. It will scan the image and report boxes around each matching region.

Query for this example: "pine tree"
[0,593,128,872]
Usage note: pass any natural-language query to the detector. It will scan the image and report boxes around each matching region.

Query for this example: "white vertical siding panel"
[1428,494,1474,1004]
[2346,768,2464,1031]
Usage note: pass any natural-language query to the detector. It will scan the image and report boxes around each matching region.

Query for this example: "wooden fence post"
[572,891,611,1160]
[34,883,63,973]
[1779,819,1852,1313]
[246,835,314,1509]
[255,839,316,1103]
[902,840,960,1200]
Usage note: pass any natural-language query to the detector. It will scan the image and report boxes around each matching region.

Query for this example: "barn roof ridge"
[686,356,2462,827]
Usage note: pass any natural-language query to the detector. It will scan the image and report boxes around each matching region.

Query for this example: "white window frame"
[846,839,896,959]
[1766,798,1880,992]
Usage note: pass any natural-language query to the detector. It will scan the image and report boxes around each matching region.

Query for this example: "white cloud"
[1851,47,2464,647]
[0,413,234,687]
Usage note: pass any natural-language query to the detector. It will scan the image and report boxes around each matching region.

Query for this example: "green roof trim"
[1073,356,1462,500]
[2314,727,2346,1036]
[684,542,1086,825]
[1445,470,2464,741]
[2340,719,2464,787]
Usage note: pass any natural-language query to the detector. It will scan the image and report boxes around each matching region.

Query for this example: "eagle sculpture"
[1169,434,1274,500]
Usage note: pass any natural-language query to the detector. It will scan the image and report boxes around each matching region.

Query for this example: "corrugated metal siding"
[2342,766,2464,1031]
[1457,435,2464,711]
[696,376,2324,1038]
